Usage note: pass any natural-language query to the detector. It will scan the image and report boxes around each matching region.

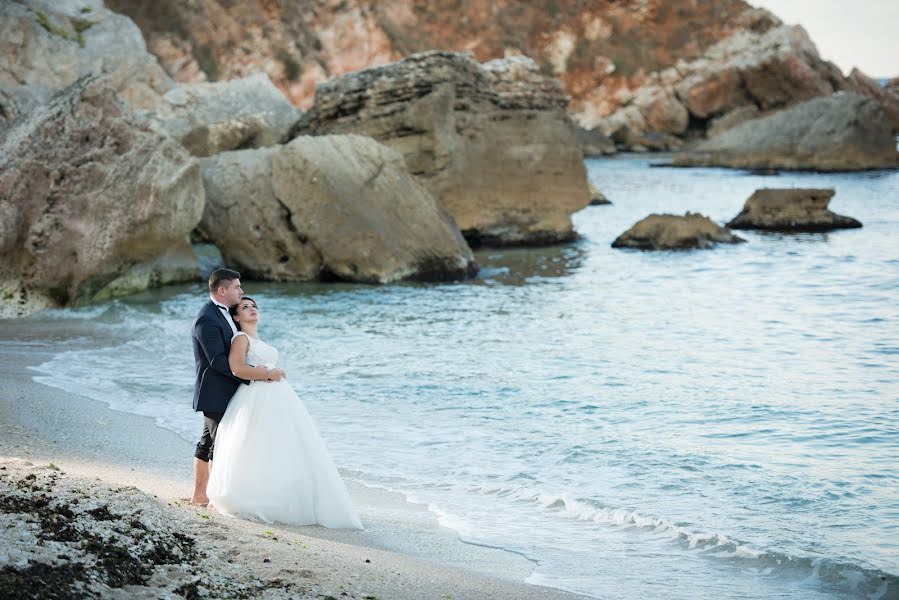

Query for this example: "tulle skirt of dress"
[207,380,363,529]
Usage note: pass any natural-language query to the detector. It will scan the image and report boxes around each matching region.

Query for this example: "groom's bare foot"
[190,495,209,507]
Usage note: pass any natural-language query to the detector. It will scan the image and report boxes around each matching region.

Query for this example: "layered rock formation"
[0,0,173,118]
[595,21,853,148]
[100,0,898,153]
[612,213,745,250]
[295,51,591,246]
[672,93,899,171]
[199,135,476,283]
[0,76,204,318]
[727,189,862,231]
[148,73,301,157]
[105,0,757,122]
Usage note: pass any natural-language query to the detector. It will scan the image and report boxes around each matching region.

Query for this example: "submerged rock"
[0,75,203,318]
[294,51,591,247]
[612,213,745,250]
[672,93,899,171]
[200,134,477,284]
[726,188,862,231]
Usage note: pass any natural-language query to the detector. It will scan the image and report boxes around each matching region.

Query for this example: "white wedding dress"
[207,332,363,529]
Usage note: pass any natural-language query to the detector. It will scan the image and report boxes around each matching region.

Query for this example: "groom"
[190,268,250,505]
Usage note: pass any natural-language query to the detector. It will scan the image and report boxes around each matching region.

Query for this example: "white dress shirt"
[210,295,239,338]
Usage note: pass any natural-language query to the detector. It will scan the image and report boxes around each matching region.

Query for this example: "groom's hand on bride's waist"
[265,368,286,382]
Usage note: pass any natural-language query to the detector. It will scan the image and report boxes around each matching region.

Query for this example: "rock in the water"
[148,73,301,157]
[294,51,591,247]
[612,213,745,250]
[0,0,173,109]
[672,93,899,171]
[588,183,611,205]
[0,75,204,318]
[199,135,477,284]
[726,188,862,231]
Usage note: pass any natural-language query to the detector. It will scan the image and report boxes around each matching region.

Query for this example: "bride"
[206,296,363,529]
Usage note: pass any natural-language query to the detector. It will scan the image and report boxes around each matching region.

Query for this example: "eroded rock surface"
[672,93,899,171]
[0,75,203,318]
[612,213,745,250]
[295,51,591,246]
[0,0,173,110]
[596,22,851,148]
[199,134,476,283]
[726,188,862,231]
[148,73,301,157]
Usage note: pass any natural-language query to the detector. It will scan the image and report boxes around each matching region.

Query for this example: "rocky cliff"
[105,0,759,125]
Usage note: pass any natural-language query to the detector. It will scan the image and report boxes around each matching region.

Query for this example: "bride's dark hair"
[229,296,257,331]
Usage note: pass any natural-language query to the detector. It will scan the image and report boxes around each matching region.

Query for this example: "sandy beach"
[0,328,588,600]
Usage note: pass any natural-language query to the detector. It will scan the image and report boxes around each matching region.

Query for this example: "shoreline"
[0,329,589,599]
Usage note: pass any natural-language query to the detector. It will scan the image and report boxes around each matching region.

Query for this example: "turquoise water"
[27,157,899,599]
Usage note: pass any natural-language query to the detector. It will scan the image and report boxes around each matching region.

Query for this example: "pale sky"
[751,0,898,77]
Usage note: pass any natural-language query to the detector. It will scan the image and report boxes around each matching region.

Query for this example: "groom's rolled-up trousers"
[194,411,224,462]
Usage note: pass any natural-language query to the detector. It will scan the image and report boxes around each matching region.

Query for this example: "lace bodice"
[233,332,278,369]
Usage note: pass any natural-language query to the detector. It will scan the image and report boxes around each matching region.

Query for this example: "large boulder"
[147,73,301,157]
[199,135,477,283]
[293,51,591,246]
[672,93,899,171]
[0,76,204,318]
[612,213,745,250]
[726,188,862,231]
[0,0,173,110]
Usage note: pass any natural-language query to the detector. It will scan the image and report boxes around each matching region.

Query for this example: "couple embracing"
[190,268,362,529]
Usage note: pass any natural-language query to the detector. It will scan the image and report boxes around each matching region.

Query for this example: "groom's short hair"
[208,268,241,294]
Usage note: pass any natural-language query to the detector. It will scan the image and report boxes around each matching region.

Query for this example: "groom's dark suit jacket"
[192,300,249,413]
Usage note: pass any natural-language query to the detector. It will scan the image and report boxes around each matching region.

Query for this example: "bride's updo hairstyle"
[229,296,257,331]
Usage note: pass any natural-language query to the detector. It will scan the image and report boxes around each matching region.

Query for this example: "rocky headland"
[100,0,899,155]
[727,188,862,231]
[671,93,899,171]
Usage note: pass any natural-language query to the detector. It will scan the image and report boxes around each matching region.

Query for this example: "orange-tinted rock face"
[106,0,759,119]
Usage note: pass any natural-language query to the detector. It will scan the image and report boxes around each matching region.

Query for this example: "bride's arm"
[228,335,276,381]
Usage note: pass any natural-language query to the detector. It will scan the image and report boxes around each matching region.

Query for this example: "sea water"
[27,157,899,599]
